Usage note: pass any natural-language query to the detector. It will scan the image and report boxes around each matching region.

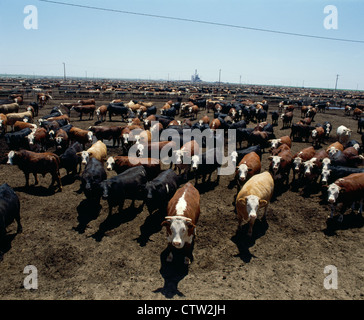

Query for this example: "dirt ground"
[0,94,363,301]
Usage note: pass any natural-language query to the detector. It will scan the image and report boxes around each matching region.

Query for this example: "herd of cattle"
[1,94,364,264]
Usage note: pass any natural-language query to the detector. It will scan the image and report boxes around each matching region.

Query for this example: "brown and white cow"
[68,127,93,148]
[326,173,364,222]
[172,140,200,175]
[291,146,316,181]
[269,135,292,152]
[326,141,344,157]
[0,113,8,135]
[77,140,107,165]
[268,147,293,184]
[236,171,274,236]
[336,125,352,145]
[7,150,62,191]
[106,156,161,180]
[96,105,108,122]
[235,152,261,190]
[161,182,200,264]
[311,126,325,148]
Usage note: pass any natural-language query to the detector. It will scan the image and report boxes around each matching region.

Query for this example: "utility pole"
[63,62,66,81]
[218,69,221,87]
[334,74,339,91]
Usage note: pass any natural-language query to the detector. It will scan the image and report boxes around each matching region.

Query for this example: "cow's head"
[303,159,316,176]
[268,155,282,172]
[292,157,302,172]
[238,195,267,221]
[236,163,250,182]
[55,137,63,149]
[87,131,93,142]
[230,151,238,165]
[162,216,195,249]
[322,157,331,170]
[321,169,331,184]
[77,151,90,164]
[7,150,16,165]
[327,182,343,203]
[27,131,35,145]
[191,154,200,171]
[327,147,339,157]
[122,133,129,144]
[106,157,115,171]
[269,139,281,150]
[311,129,318,138]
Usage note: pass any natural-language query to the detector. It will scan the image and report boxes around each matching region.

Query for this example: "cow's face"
[269,156,281,172]
[245,195,267,220]
[136,143,144,157]
[269,139,280,150]
[311,129,318,138]
[122,133,129,144]
[230,151,238,165]
[321,169,331,184]
[303,160,315,176]
[7,151,15,165]
[27,132,35,145]
[87,131,93,142]
[237,163,248,181]
[174,150,184,165]
[191,155,200,170]
[328,147,338,157]
[322,158,331,170]
[106,157,115,171]
[80,151,90,164]
[327,183,341,203]
[293,157,302,172]
[163,217,194,249]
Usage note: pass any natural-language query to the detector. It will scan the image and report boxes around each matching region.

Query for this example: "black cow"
[236,127,254,148]
[271,111,279,126]
[229,120,247,130]
[230,145,262,166]
[60,142,83,176]
[107,103,130,121]
[79,158,107,202]
[290,124,315,142]
[323,121,332,138]
[0,183,22,261]
[144,169,180,213]
[191,148,222,186]
[256,109,267,123]
[329,150,349,167]
[321,165,364,185]
[29,102,39,117]
[100,166,148,216]
[358,117,364,133]
[144,105,157,117]
[5,128,32,150]
[161,106,177,118]
[154,115,175,128]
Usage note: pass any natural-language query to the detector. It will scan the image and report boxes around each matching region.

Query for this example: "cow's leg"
[166,243,173,262]
[33,173,38,185]
[183,242,192,265]
[24,172,30,187]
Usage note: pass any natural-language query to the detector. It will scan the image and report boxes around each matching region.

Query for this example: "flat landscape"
[0,86,363,300]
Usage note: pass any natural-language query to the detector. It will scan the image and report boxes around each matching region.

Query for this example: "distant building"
[191,69,202,83]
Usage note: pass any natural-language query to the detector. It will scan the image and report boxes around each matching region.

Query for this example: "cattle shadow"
[91,201,145,242]
[153,247,191,299]
[323,212,364,236]
[13,185,56,197]
[135,208,165,247]
[74,198,102,234]
[231,218,269,263]
[0,233,17,262]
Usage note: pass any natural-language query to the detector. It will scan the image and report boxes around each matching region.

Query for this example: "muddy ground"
[0,94,363,300]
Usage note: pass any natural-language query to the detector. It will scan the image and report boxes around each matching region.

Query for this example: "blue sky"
[1,0,364,90]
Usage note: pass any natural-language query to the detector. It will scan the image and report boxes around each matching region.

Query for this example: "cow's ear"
[161,220,171,227]
[237,198,246,206]
[339,187,346,193]
[268,156,273,160]
[259,199,267,206]
[76,152,82,156]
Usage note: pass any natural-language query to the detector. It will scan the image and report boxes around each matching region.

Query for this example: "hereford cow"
[7,150,62,191]
[336,125,352,145]
[71,105,95,121]
[311,126,325,148]
[161,182,200,264]
[235,151,261,190]
[77,140,107,165]
[291,146,316,181]
[236,171,274,236]
[68,127,93,148]
[0,103,19,114]
[268,147,293,185]
[89,125,124,147]
[0,113,7,135]
[326,173,364,222]
[96,105,108,122]
[269,135,292,151]
[106,156,161,180]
